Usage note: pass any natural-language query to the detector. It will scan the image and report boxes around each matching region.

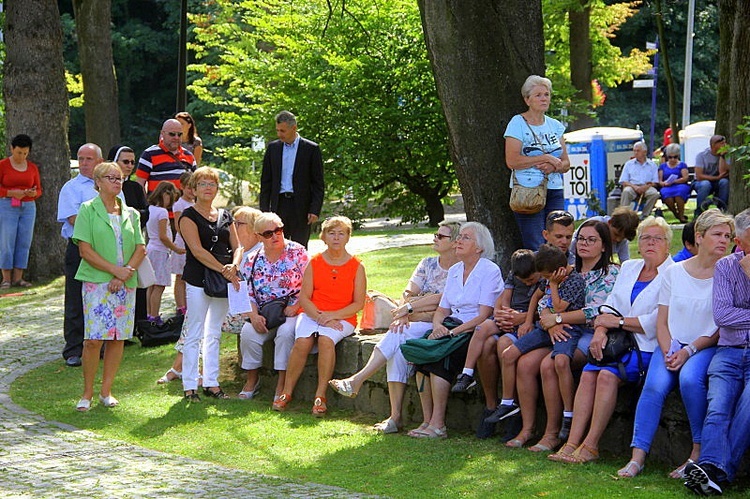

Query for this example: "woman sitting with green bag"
[407,222,503,439]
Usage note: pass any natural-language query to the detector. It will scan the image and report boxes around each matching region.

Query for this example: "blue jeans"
[513,188,564,251]
[0,198,36,269]
[694,178,729,213]
[631,346,715,453]
[698,346,750,482]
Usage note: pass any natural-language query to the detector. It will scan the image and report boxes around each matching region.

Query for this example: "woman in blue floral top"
[238,212,309,401]
[525,220,620,452]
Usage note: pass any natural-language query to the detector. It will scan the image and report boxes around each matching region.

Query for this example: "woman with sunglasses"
[72,162,145,411]
[329,221,461,433]
[179,167,243,401]
[238,212,309,401]
[273,216,367,416]
[659,143,691,223]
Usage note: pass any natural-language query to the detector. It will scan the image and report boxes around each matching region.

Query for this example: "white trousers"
[240,316,296,371]
[376,321,432,384]
[183,283,228,391]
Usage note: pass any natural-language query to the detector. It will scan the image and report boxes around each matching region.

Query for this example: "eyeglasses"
[666,155,680,160]
[434,233,452,240]
[233,221,247,226]
[456,234,474,241]
[577,236,600,245]
[639,234,667,243]
[164,131,183,137]
[196,182,218,189]
[258,226,284,239]
[102,175,124,184]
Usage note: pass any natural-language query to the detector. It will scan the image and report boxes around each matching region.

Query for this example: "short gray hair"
[275,111,297,127]
[461,222,495,259]
[633,140,648,152]
[521,75,552,99]
[664,143,681,158]
[735,209,750,238]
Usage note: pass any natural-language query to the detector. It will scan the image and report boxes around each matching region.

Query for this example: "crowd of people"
[24,84,742,496]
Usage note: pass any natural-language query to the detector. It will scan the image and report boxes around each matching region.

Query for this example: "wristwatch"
[619,318,625,327]
[555,314,562,324]
[406,303,414,314]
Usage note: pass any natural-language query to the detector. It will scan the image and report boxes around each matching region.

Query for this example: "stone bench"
[249,332,694,466]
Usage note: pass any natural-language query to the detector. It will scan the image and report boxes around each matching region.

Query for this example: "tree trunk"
[569,0,595,130]
[717,0,750,214]
[72,0,120,154]
[418,0,545,268]
[654,0,680,146]
[4,0,70,279]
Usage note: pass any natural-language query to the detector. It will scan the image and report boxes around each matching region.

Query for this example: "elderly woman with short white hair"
[407,222,503,439]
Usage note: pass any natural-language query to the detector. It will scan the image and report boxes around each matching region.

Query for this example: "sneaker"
[451,373,477,393]
[476,408,497,439]
[501,412,523,444]
[484,402,520,424]
[558,416,573,442]
[684,462,723,496]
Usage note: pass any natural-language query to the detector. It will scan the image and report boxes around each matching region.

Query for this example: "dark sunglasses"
[434,233,452,240]
[120,159,136,165]
[666,155,680,160]
[164,131,182,137]
[258,226,284,239]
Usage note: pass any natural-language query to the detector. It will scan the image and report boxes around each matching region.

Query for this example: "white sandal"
[99,394,119,407]
[157,368,182,384]
[76,398,91,412]
[238,380,260,400]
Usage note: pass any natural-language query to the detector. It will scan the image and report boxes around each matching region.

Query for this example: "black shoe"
[476,408,497,439]
[203,387,230,399]
[558,416,573,442]
[484,402,519,424]
[184,390,201,402]
[684,462,723,496]
[501,412,523,444]
[451,373,477,393]
[65,356,82,367]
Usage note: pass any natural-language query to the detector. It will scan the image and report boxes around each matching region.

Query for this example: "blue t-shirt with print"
[504,114,566,189]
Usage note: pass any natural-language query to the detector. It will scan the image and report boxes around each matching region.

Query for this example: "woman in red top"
[0,134,42,289]
[273,216,367,416]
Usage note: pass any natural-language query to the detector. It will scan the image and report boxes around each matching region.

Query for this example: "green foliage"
[189,0,455,224]
[727,115,750,186]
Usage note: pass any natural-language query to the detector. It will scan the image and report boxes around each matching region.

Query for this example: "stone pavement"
[0,232,433,499]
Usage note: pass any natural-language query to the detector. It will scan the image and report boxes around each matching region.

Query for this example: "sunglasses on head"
[258,226,284,239]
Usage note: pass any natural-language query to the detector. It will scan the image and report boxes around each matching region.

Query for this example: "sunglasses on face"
[258,226,284,239]
[120,159,136,165]
[434,233,452,240]
[666,155,680,160]
[164,131,183,137]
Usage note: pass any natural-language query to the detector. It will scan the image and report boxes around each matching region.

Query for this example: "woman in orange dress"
[272,216,367,416]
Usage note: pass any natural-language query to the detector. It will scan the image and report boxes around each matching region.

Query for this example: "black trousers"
[62,239,84,359]
[276,195,312,248]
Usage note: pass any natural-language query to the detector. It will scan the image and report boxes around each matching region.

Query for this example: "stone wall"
[256,332,694,466]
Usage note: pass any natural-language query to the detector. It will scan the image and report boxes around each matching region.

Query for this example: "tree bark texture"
[717,0,750,214]
[72,0,120,154]
[418,0,545,268]
[569,0,595,130]
[4,0,70,279]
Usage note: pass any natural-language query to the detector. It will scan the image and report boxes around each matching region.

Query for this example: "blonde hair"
[320,216,353,240]
[439,221,462,241]
[636,216,674,246]
[187,166,219,189]
[92,162,122,191]
[233,206,262,227]
[695,208,735,239]
[253,212,283,233]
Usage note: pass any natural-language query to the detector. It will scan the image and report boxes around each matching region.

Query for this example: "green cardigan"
[73,196,144,287]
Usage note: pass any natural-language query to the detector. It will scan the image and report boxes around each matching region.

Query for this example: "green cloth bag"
[399,316,468,365]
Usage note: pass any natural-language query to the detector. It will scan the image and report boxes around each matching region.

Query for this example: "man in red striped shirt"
[135,119,196,193]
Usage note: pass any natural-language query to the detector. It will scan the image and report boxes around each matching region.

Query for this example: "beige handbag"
[509,171,547,214]
[359,290,397,333]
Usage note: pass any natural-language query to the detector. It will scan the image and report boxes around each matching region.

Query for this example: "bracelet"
[125,265,135,272]
[683,344,697,357]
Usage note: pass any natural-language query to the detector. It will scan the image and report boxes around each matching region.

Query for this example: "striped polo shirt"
[135,140,196,193]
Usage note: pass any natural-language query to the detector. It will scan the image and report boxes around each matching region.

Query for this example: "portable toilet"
[563,127,643,219]
[679,121,715,167]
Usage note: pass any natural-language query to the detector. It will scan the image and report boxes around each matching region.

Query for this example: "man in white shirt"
[693,134,730,217]
[619,141,660,218]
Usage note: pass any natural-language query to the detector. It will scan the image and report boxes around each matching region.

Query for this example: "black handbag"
[136,314,184,347]
[248,251,292,330]
[203,209,232,298]
[587,304,644,381]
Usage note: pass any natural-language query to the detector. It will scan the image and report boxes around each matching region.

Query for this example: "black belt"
[280,192,294,199]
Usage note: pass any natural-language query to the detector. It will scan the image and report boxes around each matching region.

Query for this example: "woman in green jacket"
[73,162,145,411]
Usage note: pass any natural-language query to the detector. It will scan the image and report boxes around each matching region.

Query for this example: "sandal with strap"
[157,368,182,384]
[529,434,561,453]
[203,387,230,399]
[618,460,644,478]
[373,418,402,434]
[406,422,430,437]
[12,280,32,288]
[0,281,10,290]
[272,393,292,411]
[411,424,448,439]
[184,390,201,402]
[669,459,693,479]
[564,443,599,464]
[328,378,358,398]
[76,398,92,412]
[312,396,327,417]
[548,442,579,463]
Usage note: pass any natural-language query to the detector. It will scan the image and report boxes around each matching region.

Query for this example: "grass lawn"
[8,241,706,498]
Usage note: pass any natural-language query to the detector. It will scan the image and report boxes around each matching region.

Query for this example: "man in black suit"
[260,111,325,247]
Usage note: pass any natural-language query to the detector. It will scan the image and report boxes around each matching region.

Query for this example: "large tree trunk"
[654,0,680,145]
[569,0,595,130]
[72,0,120,154]
[4,0,70,279]
[717,0,750,214]
[418,0,545,269]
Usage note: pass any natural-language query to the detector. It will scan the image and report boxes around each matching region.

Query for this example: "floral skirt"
[82,282,136,340]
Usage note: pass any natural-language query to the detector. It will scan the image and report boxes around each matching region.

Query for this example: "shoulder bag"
[359,290,398,333]
[509,116,549,215]
[203,209,232,298]
[587,304,644,382]
[246,251,291,330]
